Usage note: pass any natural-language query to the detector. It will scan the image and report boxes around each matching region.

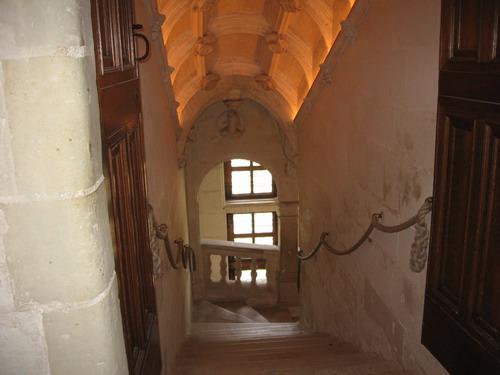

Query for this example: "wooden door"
[422,1,500,373]
[90,1,161,374]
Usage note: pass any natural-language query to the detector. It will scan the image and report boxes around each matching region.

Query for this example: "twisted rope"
[298,197,433,273]
[149,204,196,272]
[154,224,196,272]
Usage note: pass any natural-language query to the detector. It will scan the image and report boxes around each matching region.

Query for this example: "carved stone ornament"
[265,32,288,54]
[193,0,216,13]
[147,205,163,280]
[340,19,356,40]
[279,0,301,12]
[201,73,220,90]
[151,13,166,41]
[196,34,217,56]
[217,105,245,138]
[320,63,333,84]
[255,74,275,91]
[162,65,175,82]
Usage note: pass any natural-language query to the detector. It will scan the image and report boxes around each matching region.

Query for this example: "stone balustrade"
[199,239,280,305]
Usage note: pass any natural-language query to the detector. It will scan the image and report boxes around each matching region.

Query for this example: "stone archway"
[184,99,299,304]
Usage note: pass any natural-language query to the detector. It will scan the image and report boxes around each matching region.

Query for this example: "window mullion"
[250,169,254,194]
[252,213,255,244]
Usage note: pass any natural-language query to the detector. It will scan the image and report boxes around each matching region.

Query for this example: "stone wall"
[0,1,127,374]
[297,1,447,374]
[135,1,191,373]
[0,1,191,374]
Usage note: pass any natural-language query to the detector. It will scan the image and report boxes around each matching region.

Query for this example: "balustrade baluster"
[220,255,228,284]
[251,259,257,287]
[206,252,212,284]
[236,256,242,286]
[266,257,276,290]
[200,240,280,305]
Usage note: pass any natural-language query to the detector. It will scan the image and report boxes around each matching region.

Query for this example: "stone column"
[0,1,128,374]
[278,200,299,304]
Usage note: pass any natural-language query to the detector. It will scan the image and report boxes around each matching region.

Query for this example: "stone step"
[191,300,255,323]
[175,322,416,374]
[232,305,269,323]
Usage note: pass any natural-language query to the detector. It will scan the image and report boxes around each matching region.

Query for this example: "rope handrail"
[149,204,196,272]
[298,197,433,273]
[154,224,196,272]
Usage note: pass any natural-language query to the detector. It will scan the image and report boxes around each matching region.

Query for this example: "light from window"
[254,237,274,245]
[254,212,273,233]
[233,213,253,234]
[253,170,273,193]
[231,171,251,195]
[228,212,277,245]
[225,159,276,199]
[231,159,251,167]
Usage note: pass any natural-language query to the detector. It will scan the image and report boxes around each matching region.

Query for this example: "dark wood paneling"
[440,0,500,103]
[471,122,500,352]
[91,1,161,374]
[438,115,474,307]
[451,0,481,61]
[423,1,500,373]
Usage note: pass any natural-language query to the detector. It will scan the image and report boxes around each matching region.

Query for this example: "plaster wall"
[184,100,299,303]
[297,1,447,374]
[0,1,127,374]
[198,163,279,241]
[135,1,191,373]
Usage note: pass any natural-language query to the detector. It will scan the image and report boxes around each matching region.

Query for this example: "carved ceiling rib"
[208,13,313,86]
[213,58,262,77]
[302,0,334,46]
[286,31,313,80]
[267,0,300,76]
[160,0,191,40]
[167,31,196,82]
[157,0,357,129]
[179,75,293,132]
[192,0,217,86]
[208,13,270,36]
[256,0,302,112]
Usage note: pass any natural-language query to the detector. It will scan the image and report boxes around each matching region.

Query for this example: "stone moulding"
[265,32,288,54]
[0,175,105,204]
[144,0,182,134]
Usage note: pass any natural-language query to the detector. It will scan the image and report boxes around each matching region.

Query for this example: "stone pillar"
[278,200,299,304]
[0,1,128,374]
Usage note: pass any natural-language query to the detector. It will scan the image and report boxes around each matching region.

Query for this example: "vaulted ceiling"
[158,0,355,128]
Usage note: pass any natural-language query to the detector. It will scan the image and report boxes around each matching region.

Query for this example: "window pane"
[231,171,251,194]
[234,237,253,244]
[252,161,261,166]
[254,212,273,233]
[253,170,273,193]
[233,213,253,234]
[231,159,251,167]
[255,236,274,245]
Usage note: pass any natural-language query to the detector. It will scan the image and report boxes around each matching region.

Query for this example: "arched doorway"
[183,99,299,305]
[198,158,279,289]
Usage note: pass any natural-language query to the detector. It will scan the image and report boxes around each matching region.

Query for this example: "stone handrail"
[199,239,280,306]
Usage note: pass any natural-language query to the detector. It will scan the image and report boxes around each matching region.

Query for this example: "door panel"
[451,0,481,61]
[437,115,474,308]
[423,0,500,373]
[471,122,500,351]
[91,0,161,374]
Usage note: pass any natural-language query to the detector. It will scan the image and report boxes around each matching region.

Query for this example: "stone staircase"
[174,301,414,374]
